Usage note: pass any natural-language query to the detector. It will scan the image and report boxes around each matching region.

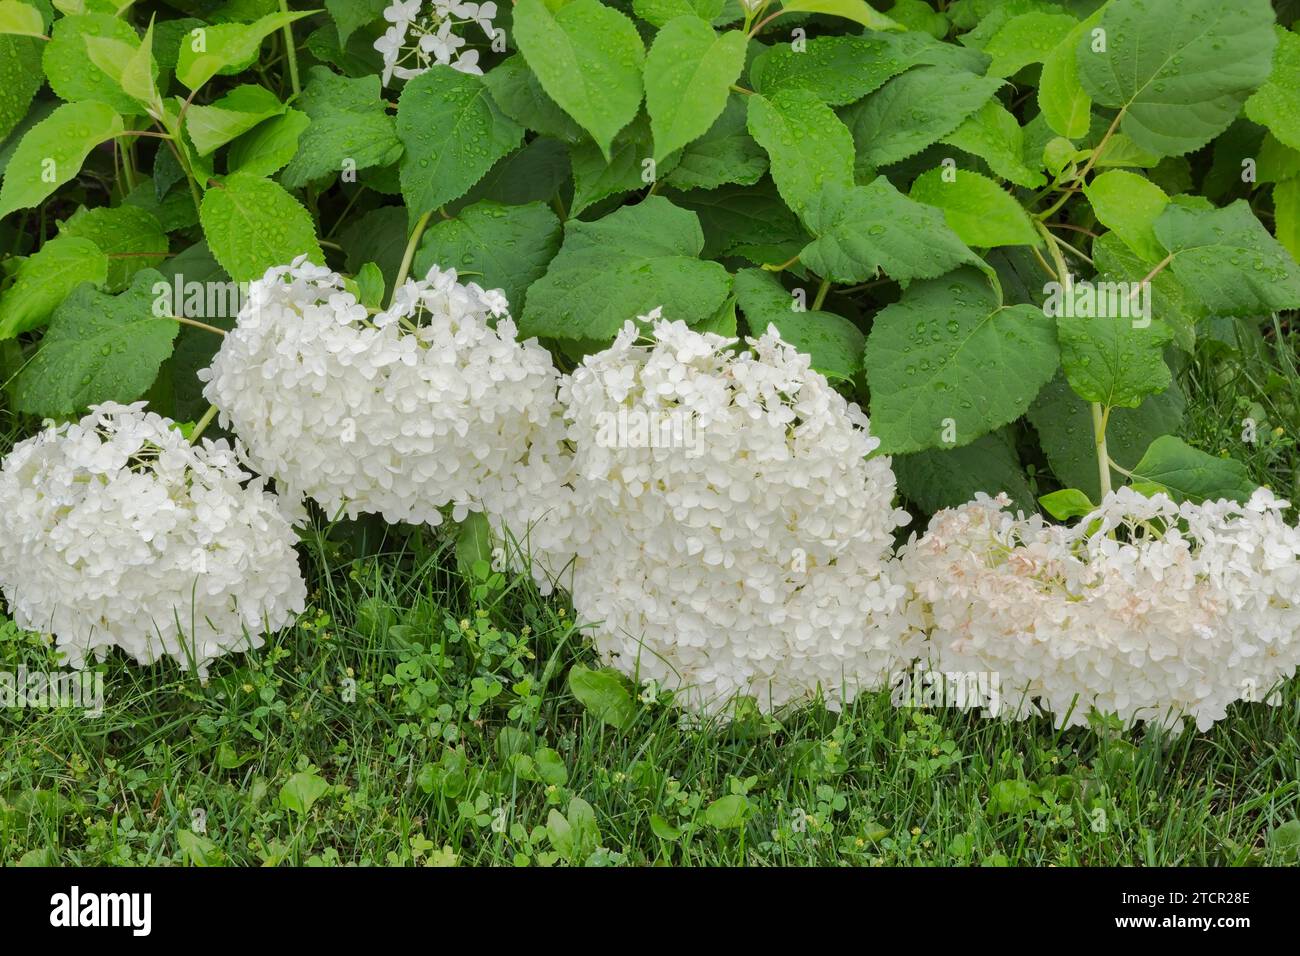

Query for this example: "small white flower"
[384,0,422,24]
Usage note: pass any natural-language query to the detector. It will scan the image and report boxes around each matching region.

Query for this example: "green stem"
[190,404,219,444]
[278,0,301,97]
[1073,107,1124,185]
[164,314,227,337]
[1092,402,1112,498]
[120,126,138,194]
[390,209,435,305]
[811,277,831,311]
[1037,218,1116,501]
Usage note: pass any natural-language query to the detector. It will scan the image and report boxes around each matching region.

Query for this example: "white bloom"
[200,257,564,529]
[384,0,422,24]
[451,49,482,75]
[0,403,306,672]
[490,314,917,715]
[373,0,496,85]
[901,488,1300,730]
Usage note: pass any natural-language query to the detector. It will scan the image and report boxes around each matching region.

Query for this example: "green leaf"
[13,269,179,417]
[732,268,862,380]
[987,779,1037,818]
[1245,27,1300,152]
[695,294,737,336]
[568,113,659,217]
[457,136,572,211]
[983,11,1076,78]
[799,179,980,284]
[1028,373,1185,501]
[750,31,987,106]
[1083,169,1168,262]
[778,0,898,31]
[864,267,1059,453]
[282,67,402,189]
[633,0,723,29]
[909,168,1039,248]
[353,260,385,310]
[667,179,807,260]
[1038,487,1095,520]
[176,829,221,866]
[325,0,386,45]
[414,200,561,313]
[1275,177,1300,264]
[0,100,123,220]
[0,31,44,143]
[1038,9,1100,139]
[521,195,731,342]
[568,664,636,731]
[0,235,107,339]
[513,0,645,159]
[199,172,324,282]
[0,1,43,37]
[888,0,947,39]
[644,18,746,162]
[941,99,1046,189]
[60,205,169,292]
[176,10,316,92]
[482,54,585,144]
[843,65,1002,170]
[1076,0,1277,157]
[454,512,493,578]
[535,747,568,786]
[186,83,284,157]
[1092,231,1199,352]
[746,88,854,217]
[750,34,898,106]
[43,13,145,116]
[226,108,309,177]
[1129,435,1255,504]
[663,94,767,191]
[83,19,159,110]
[1153,200,1300,317]
[396,67,522,223]
[649,813,682,841]
[701,793,752,829]
[894,430,1036,514]
[1056,309,1172,409]
[279,771,331,815]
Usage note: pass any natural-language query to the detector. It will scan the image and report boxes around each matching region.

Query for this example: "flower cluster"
[374,0,497,84]
[491,312,916,714]
[901,487,1300,730]
[0,403,306,671]
[200,257,563,527]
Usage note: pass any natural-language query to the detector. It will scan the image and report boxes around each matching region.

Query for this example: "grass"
[1,324,1299,868]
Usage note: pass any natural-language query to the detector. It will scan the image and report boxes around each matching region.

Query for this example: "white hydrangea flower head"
[0,402,307,672]
[374,0,498,84]
[901,487,1300,730]
[491,311,917,714]
[200,257,564,528]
